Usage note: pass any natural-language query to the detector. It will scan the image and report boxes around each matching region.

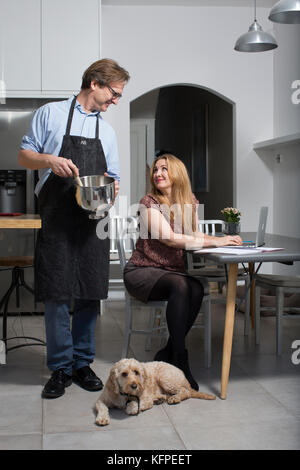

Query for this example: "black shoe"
[72,366,103,392]
[171,350,199,391]
[154,347,170,362]
[42,369,72,399]
[154,339,172,363]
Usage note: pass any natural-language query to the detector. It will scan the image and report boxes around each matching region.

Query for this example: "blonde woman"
[124,154,242,390]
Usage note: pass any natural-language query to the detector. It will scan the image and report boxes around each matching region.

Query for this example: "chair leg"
[1,277,19,344]
[255,285,261,345]
[145,308,156,351]
[19,268,34,296]
[276,287,284,356]
[15,268,21,308]
[0,287,13,312]
[203,296,211,368]
[100,300,105,316]
[244,277,250,336]
[122,297,133,358]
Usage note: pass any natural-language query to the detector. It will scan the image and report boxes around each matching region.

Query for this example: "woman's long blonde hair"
[150,154,197,233]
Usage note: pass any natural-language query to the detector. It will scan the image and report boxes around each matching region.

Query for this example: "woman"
[124,154,242,390]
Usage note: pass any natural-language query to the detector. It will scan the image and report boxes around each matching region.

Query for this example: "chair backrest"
[198,219,224,236]
[109,215,137,255]
[116,219,139,271]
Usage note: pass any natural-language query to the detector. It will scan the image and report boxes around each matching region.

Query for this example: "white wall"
[272,24,300,275]
[274,24,300,136]
[101,5,274,234]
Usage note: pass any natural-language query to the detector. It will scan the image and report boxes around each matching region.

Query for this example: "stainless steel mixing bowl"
[75,175,115,219]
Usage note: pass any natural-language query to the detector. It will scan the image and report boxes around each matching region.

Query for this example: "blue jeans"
[44,299,99,376]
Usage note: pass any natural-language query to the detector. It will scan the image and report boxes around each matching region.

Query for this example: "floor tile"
[0,394,42,436]
[176,416,300,450]
[0,433,42,450]
[43,426,186,450]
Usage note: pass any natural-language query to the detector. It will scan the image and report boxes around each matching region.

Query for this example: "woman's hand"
[216,235,243,247]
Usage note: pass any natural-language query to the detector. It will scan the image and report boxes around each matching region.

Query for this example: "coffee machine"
[0,169,26,214]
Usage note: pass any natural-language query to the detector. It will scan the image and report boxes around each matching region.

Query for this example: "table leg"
[248,262,255,329]
[220,263,238,399]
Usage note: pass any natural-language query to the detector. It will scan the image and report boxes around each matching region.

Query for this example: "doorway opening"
[130,84,235,220]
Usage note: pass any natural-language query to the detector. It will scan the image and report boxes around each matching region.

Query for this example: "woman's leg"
[148,274,189,353]
[184,276,204,335]
[149,274,204,350]
[148,273,204,390]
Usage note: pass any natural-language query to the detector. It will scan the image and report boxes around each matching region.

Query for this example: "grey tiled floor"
[0,296,300,450]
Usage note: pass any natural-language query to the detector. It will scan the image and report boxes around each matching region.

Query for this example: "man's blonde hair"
[81,58,130,89]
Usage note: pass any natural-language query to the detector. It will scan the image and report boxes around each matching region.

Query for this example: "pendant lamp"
[234,0,278,52]
[269,0,300,24]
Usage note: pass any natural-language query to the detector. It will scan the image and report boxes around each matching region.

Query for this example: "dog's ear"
[140,363,148,386]
[106,365,119,395]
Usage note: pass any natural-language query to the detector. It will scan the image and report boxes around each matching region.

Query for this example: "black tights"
[148,273,204,354]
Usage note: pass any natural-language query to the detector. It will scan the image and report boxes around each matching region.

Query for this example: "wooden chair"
[255,274,300,355]
[117,226,213,367]
[100,215,137,315]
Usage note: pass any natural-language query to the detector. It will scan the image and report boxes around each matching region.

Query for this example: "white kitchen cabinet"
[41,0,100,92]
[0,0,41,92]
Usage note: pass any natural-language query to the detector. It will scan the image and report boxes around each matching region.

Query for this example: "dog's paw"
[154,397,165,405]
[167,395,181,405]
[126,400,139,415]
[95,416,110,426]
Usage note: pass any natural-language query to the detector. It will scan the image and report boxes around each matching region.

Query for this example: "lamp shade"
[234,20,278,52]
[269,0,300,24]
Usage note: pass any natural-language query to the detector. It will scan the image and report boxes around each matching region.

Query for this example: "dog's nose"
[131,383,137,389]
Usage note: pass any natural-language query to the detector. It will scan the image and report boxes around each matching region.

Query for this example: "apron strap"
[65,96,77,136]
[95,115,99,139]
[66,96,100,139]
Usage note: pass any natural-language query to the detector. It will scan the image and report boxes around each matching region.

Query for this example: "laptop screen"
[256,206,268,247]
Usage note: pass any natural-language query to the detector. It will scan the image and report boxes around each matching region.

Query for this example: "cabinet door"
[0,0,41,91]
[41,0,100,92]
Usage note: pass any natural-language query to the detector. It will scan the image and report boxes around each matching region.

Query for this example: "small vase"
[223,221,240,235]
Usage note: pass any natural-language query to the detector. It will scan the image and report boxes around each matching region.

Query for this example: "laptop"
[224,206,268,249]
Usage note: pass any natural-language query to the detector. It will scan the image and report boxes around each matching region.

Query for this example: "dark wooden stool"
[0,256,46,354]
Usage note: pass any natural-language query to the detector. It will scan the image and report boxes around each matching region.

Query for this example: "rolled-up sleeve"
[20,105,49,153]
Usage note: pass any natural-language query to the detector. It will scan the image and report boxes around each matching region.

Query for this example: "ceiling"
[102,0,277,7]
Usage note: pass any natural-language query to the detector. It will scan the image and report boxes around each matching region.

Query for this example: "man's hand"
[50,156,79,178]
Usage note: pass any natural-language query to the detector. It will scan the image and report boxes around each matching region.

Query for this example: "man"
[18,58,130,399]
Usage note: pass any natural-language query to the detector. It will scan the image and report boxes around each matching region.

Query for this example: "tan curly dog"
[95,358,216,426]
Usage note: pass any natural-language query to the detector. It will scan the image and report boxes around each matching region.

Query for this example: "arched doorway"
[130,84,235,219]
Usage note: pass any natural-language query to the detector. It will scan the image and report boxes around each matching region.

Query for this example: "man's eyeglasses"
[105,84,122,100]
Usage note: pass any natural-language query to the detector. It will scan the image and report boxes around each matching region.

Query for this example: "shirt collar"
[71,94,100,116]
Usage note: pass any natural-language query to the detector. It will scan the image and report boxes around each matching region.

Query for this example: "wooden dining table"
[185,232,300,399]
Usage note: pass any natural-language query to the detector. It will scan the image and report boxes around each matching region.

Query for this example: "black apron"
[35,96,110,302]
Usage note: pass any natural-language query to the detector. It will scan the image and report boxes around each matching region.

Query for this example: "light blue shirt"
[20,96,120,195]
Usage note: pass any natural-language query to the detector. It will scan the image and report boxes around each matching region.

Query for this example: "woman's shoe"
[171,349,199,391]
[153,339,172,363]
[154,347,170,362]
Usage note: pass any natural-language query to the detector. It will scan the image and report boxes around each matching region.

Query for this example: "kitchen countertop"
[0,214,41,229]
